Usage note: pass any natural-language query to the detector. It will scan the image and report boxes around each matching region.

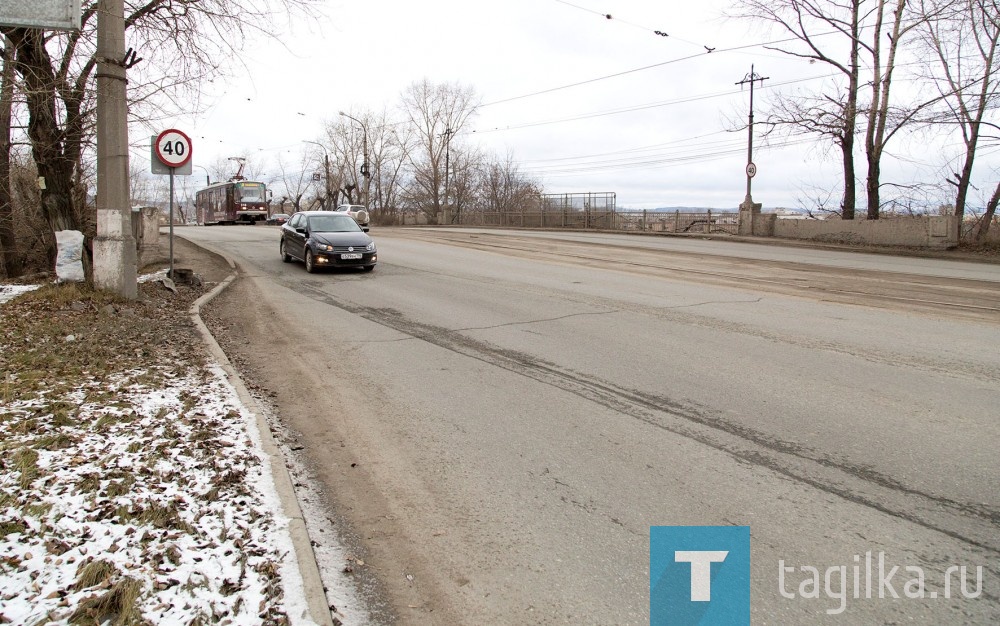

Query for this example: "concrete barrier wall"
[136,207,165,267]
[768,215,959,249]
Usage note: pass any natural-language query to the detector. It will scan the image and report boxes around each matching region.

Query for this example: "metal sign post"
[150,129,192,278]
[168,169,175,277]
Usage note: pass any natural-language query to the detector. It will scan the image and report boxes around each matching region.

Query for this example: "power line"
[551,0,710,49]
[477,29,868,109]
[519,131,733,163]
[524,137,818,177]
[478,51,706,108]
[472,72,839,135]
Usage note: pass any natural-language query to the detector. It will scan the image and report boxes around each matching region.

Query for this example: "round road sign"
[746,162,757,178]
[155,129,192,168]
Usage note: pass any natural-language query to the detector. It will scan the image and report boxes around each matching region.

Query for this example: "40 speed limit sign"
[155,129,192,168]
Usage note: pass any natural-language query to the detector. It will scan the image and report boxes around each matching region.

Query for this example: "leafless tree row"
[299,79,541,226]
[2,0,998,280]
[0,0,318,278]
[733,0,999,239]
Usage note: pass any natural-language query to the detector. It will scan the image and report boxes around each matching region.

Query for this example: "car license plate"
[341,253,362,260]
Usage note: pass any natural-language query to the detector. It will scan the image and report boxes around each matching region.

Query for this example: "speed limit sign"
[155,129,193,168]
[746,162,757,178]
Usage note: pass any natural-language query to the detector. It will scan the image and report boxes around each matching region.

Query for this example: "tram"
[195,179,270,225]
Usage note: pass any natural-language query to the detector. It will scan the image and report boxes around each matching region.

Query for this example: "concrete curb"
[186,251,334,626]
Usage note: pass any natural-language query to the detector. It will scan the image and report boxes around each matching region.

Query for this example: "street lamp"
[194,164,210,187]
[338,111,369,210]
[303,140,333,209]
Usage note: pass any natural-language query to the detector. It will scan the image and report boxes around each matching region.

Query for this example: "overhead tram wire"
[523,137,818,177]
[472,71,839,135]
[527,133,820,172]
[551,0,709,49]
[525,147,747,176]
[519,131,735,163]
[476,29,868,110]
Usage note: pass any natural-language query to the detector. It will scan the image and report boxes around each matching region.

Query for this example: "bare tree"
[479,150,542,214]
[918,0,1000,226]
[129,163,162,207]
[369,123,413,224]
[399,79,479,223]
[794,183,844,217]
[275,151,312,213]
[974,180,1000,241]
[446,145,484,221]
[326,108,413,224]
[862,0,931,219]
[0,36,20,278]
[731,0,865,219]
[1,0,316,278]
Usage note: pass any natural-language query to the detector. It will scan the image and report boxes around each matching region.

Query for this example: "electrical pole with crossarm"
[736,65,768,235]
[441,127,453,223]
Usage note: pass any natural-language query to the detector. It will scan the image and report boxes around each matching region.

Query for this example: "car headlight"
[365,242,376,252]
[316,244,333,252]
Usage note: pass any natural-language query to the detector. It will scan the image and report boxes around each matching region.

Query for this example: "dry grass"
[0,279,208,405]
[12,448,40,489]
[73,558,119,591]
[0,275,255,622]
[69,576,146,625]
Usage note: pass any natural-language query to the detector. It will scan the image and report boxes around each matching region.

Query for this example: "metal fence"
[540,192,617,212]
[452,208,739,235]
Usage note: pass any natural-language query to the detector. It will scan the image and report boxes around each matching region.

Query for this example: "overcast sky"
[138,0,999,211]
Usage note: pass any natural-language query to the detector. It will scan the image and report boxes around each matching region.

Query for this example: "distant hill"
[618,206,807,215]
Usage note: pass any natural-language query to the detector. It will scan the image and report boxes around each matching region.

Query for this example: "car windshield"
[307,214,361,232]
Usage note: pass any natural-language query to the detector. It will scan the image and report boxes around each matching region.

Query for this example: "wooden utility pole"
[92,0,137,297]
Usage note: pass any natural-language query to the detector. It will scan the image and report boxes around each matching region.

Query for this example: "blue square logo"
[650,526,750,625]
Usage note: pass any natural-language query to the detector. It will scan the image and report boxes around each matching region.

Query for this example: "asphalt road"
[177,225,1000,625]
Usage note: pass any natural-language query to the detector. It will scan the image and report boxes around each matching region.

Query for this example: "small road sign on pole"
[153,129,192,280]
[746,162,757,178]
[155,129,193,168]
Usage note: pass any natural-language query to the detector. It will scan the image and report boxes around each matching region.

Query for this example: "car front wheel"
[305,249,316,273]
[280,240,291,263]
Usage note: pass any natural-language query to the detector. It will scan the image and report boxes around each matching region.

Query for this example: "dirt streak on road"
[390,230,1000,324]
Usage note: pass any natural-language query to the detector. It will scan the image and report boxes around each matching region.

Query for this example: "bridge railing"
[448,209,738,235]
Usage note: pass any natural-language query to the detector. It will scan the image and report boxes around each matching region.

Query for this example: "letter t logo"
[675,551,729,601]
[650,526,750,625]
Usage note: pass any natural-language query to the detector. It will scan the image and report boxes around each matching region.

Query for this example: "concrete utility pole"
[93,0,137,298]
[323,152,332,207]
[441,127,453,222]
[736,65,769,236]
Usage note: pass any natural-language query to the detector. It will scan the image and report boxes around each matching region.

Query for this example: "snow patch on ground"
[0,365,316,624]
[0,283,41,305]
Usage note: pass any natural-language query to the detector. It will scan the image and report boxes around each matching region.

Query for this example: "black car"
[266,213,290,225]
[279,211,377,273]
